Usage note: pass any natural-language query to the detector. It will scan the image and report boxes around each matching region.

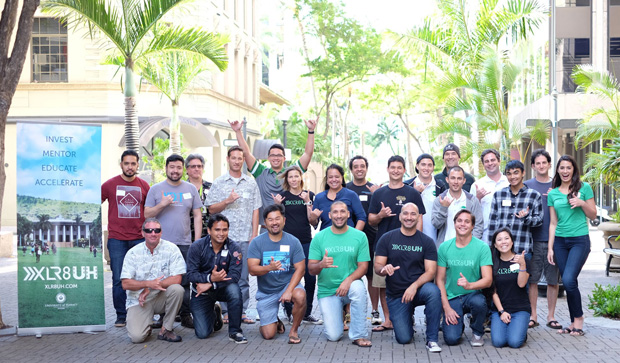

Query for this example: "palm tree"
[42,0,228,151]
[367,120,402,156]
[36,214,52,241]
[137,51,221,154]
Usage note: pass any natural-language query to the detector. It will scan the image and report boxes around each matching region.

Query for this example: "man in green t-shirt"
[437,209,492,347]
[308,201,372,347]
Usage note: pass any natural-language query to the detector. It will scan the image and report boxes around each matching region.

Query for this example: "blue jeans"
[318,279,367,341]
[490,311,529,348]
[387,282,442,344]
[107,238,143,319]
[220,241,249,315]
[553,235,590,321]
[442,291,487,345]
[191,283,242,338]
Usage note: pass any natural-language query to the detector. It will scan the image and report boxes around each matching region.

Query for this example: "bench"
[604,234,620,276]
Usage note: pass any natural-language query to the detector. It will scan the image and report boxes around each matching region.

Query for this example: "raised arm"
[229,119,257,169]
[298,118,317,170]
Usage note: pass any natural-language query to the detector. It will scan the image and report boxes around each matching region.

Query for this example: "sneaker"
[114,318,126,327]
[470,334,484,347]
[157,328,182,342]
[371,310,382,325]
[426,341,442,353]
[214,304,223,332]
[229,332,248,344]
[151,314,163,329]
[303,315,323,325]
[180,315,194,329]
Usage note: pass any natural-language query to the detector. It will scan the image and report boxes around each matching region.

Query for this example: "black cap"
[443,143,461,158]
[415,153,435,174]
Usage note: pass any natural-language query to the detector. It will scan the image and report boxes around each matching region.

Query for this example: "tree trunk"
[294,9,319,118]
[0,297,5,329]
[169,102,181,154]
[124,65,140,151]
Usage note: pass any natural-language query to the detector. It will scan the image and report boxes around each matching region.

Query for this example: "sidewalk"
[0,228,619,362]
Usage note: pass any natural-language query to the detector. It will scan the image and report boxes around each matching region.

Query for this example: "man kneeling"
[121,218,186,343]
[374,203,442,352]
[308,201,372,347]
[187,214,247,343]
[248,204,307,344]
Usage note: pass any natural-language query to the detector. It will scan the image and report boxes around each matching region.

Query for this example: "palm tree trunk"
[169,103,181,154]
[124,65,140,151]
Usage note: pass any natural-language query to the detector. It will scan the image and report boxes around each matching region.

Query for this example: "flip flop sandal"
[288,335,302,344]
[241,315,255,324]
[546,320,562,329]
[372,325,394,332]
[557,327,573,334]
[352,339,372,347]
[276,319,286,334]
[528,319,539,328]
[570,328,585,336]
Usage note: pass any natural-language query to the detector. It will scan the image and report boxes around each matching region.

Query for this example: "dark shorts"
[529,241,560,285]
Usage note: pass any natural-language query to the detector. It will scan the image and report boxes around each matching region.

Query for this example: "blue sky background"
[16,123,101,204]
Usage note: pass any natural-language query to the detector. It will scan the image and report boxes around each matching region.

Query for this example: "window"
[557,38,590,92]
[32,18,68,82]
[556,0,591,6]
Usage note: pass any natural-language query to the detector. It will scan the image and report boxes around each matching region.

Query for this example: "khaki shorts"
[371,268,386,288]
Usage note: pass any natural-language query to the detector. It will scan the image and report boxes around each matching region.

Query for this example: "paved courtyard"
[1,228,619,362]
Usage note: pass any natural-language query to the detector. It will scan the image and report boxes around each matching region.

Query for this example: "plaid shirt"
[488,185,543,253]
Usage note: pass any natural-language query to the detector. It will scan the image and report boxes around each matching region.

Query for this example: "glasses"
[187,164,203,169]
[143,228,161,234]
[268,154,285,158]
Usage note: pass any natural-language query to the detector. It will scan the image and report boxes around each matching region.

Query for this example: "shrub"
[588,283,620,319]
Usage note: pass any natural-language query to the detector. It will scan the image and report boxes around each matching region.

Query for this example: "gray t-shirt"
[145,180,202,245]
[247,232,305,294]
[524,177,552,242]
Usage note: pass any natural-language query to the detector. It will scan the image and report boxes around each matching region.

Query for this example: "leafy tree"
[90,211,102,247]
[42,0,228,151]
[295,0,389,138]
[366,119,402,156]
[17,213,33,246]
[35,214,52,241]
[143,137,188,184]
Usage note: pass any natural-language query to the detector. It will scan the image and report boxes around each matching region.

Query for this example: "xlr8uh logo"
[56,293,66,304]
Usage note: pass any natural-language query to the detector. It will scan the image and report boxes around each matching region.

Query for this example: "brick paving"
[0,228,619,362]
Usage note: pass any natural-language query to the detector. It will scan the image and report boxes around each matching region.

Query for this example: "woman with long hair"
[547,155,596,336]
[489,227,530,348]
[310,164,366,230]
[273,165,322,324]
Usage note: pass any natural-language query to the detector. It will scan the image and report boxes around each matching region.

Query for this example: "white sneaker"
[371,310,382,325]
[470,334,484,347]
[426,341,442,353]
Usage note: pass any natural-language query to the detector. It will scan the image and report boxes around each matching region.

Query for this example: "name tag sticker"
[280,245,290,252]
[183,193,192,199]
[510,263,520,272]
[360,195,368,202]
[502,199,511,207]
[116,189,126,196]
[221,250,229,257]
[243,192,250,199]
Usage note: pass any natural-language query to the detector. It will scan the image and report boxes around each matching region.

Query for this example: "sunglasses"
[143,228,161,234]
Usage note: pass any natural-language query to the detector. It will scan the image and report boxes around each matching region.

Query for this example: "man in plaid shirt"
[487,160,543,254]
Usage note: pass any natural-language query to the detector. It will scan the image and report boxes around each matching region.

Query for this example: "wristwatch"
[304,201,313,206]
[499,310,506,315]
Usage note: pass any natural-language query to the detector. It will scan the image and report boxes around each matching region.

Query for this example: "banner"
[16,122,105,335]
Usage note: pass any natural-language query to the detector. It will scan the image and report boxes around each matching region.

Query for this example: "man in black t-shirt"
[368,155,426,332]
[346,155,382,325]
[374,203,442,352]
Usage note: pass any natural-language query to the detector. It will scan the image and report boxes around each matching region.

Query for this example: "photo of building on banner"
[16,122,104,335]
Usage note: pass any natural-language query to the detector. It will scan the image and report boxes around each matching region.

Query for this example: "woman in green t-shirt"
[546,155,596,336]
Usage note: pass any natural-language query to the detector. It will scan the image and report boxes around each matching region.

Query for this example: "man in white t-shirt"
[431,167,484,244]
[470,149,508,244]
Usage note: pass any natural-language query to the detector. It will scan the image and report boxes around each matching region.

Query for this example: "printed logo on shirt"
[447,259,474,267]
[392,244,423,252]
[497,267,518,275]
[116,185,142,218]
[262,251,290,273]
[396,195,407,205]
[164,192,186,205]
[326,246,355,254]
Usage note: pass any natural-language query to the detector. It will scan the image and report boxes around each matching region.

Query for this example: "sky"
[344,0,437,33]
[16,123,102,204]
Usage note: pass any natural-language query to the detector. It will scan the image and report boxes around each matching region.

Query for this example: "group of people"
[102,119,596,351]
